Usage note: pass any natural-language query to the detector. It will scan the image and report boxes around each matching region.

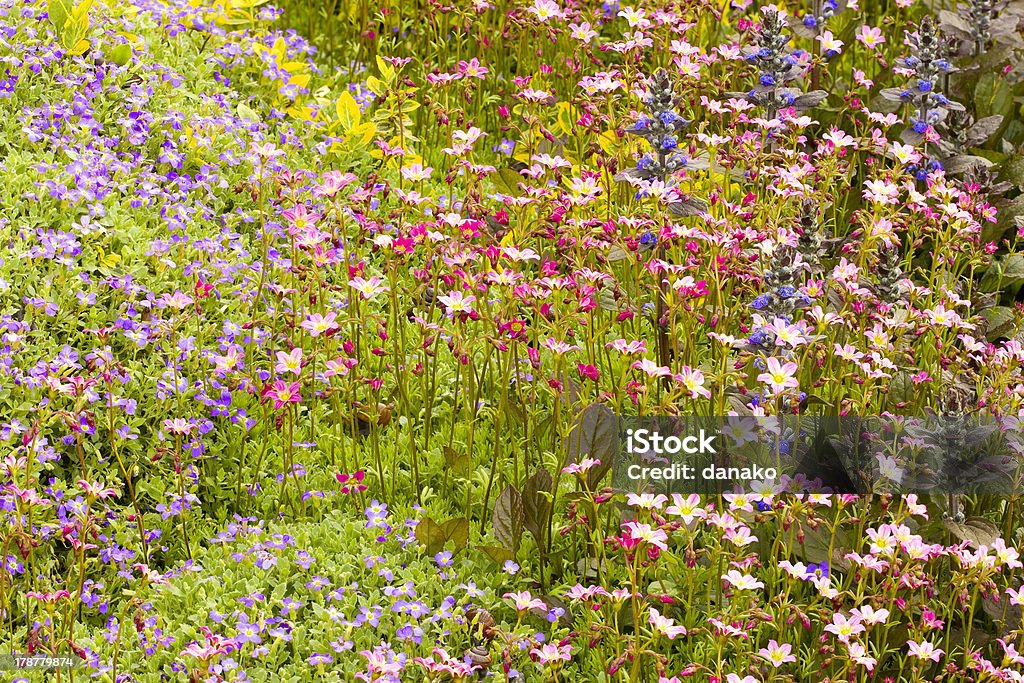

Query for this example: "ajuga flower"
[726,8,828,119]
[615,68,707,217]
[880,16,965,147]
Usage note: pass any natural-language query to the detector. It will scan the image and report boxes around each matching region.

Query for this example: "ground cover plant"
[4,0,1024,680]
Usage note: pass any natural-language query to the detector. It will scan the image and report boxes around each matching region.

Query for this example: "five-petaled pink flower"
[262,380,302,410]
[757,356,799,395]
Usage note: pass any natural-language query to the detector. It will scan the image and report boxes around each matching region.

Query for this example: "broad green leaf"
[48,0,71,30]
[443,447,470,476]
[108,43,132,66]
[365,75,386,97]
[944,517,1000,549]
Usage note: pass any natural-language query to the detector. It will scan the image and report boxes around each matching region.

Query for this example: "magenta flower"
[262,380,302,410]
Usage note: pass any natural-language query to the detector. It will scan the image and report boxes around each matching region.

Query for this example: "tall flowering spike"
[616,68,707,217]
[796,200,826,271]
[872,244,904,305]
[744,242,813,353]
[940,0,1023,57]
[881,16,965,148]
[727,8,828,119]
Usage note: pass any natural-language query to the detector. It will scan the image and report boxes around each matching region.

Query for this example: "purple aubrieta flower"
[309,653,333,666]
[364,499,389,528]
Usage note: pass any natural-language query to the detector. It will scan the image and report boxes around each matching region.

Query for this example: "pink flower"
[856,25,886,49]
[457,57,488,79]
[300,312,339,337]
[623,521,668,551]
[824,613,865,643]
[562,458,600,475]
[504,590,546,612]
[275,347,304,376]
[757,356,799,394]
[758,640,796,667]
[531,643,572,665]
[907,639,943,662]
[675,366,711,399]
[632,358,672,377]
[725,675,758,683]
[666,493,706,525]
[27,590,71,604]
[528,0,562,22]
[163,418,196,435]
[134,563,169,585]
[721,570,764,591]
[262,380,302,410]
[626,493,667,510]
[438,290,477,316]
[78,480,118,499]
[847,642,876,670]
[312,170,358,197]
[648,608,688,639]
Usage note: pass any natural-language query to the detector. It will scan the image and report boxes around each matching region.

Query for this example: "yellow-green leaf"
[335,91,361,129]
[71,0,94,21]
[350,121,377,145]
[236,102,258,120]
[365,76,386,97]
[62,21,87,51]
[108,43,131,65]
[598,130,620,155]
[554,101,578,137]
[375,55,395,84]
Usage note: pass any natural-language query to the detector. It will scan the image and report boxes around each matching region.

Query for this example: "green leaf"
[415,516,469,555]
[944,516,1000,549]
[476,545,515,565]
[365,75,386,97]
[375,55,395,84]
[982,306,1017,341]
[490,167,524,197]
[413,516,443,553]
[563,403,617,488]
[108,43,131,66]
[440,517,469,550]
[443,446,470,476]
[974,73,1014,119]
[236,102,259,121]
[48,0,71,30]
